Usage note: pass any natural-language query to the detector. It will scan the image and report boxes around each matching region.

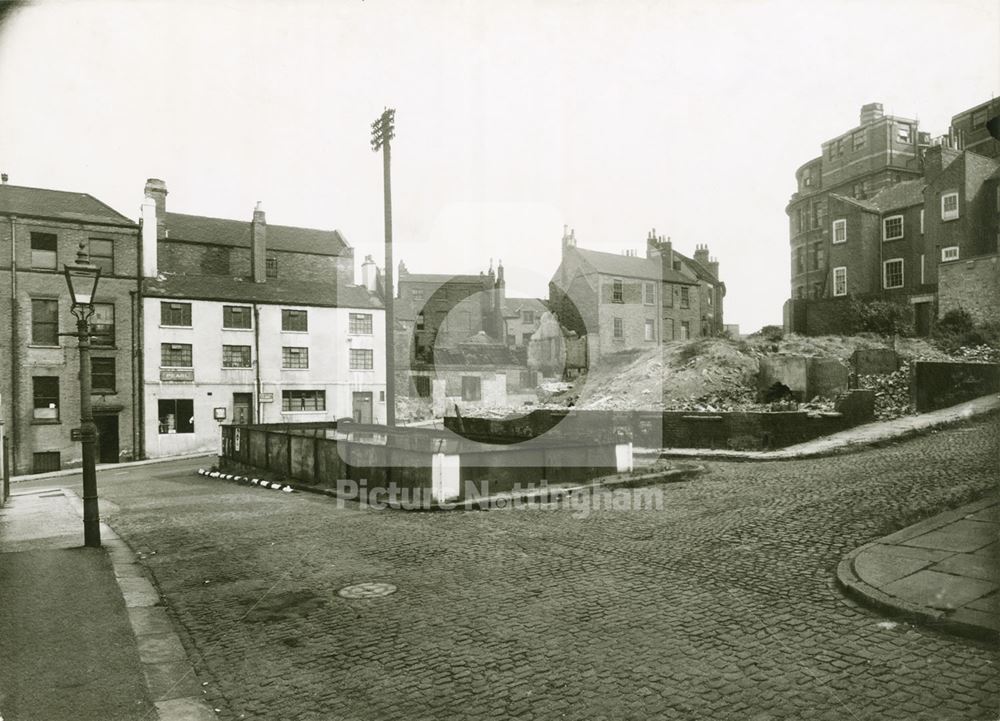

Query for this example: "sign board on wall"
[261,393,274,403]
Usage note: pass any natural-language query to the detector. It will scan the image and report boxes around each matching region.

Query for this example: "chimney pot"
[1,172,7,184]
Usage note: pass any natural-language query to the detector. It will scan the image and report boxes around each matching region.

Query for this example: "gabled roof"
[867,179,926,212]
[143,274,382,309]
[672,252,722,286]
[164,212,350,257]
[0,184,135,226]
[503,297,548,316]
[828,193,878,212]
[568,247,695,284]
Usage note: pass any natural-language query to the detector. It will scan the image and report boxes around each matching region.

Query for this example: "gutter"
[253,303,262,423]
[8,215,18,473]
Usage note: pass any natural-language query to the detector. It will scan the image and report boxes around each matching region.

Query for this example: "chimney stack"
[141,178,167,277]
[1,172,7,184]
[361,254,378,292]
[694,243,710,265]
[250,201,267,283]
[562,225,576,250]
[860,103,884,126]
[143,178,168,240]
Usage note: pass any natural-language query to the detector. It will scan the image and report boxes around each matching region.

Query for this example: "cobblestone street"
[101,418,999,720]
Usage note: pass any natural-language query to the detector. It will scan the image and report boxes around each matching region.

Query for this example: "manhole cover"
[338,582,397,599]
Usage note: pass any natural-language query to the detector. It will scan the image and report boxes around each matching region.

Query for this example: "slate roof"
[828,193,878,212]
[164,212,350,257]
[0,184,135,226]
[143,274,382,309]
[503,297,548,316]
[867,180,926,212]
[569,247,695,284]
[398,272,487,285]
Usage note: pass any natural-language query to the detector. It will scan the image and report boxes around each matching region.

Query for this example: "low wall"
[447,391,875,451]
[911,362,1000,413]
[219,421,625,501]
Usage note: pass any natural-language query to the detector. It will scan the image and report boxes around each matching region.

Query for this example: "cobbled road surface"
[99,418,999,720]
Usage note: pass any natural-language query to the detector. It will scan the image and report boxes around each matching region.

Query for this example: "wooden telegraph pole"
[371,108,396,426]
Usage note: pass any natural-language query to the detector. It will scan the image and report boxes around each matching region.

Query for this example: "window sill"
[348,332,374,336]
[281,367,311,372]
[280,410,327,415]
[27,344,61,349]
[158,432,195,435]
[349,368,375,372]
[222,366,253,371]
[92,390,118,396]
[281,330,309,334]
[222,327,253,332]
[159,324,193,329]
[941,216,959,223]
[882,237,904,242]
[31,418,62,425]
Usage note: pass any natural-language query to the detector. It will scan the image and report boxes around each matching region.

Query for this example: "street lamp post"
[63,241,102,547]
[371,107,396,427]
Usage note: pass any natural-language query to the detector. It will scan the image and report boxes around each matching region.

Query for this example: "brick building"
[951,98,1000,160]
[0,179,140,474]
[549,227,724,363]
[139,179,385,458]
[393,259,540,403]
[784,101,1000,335]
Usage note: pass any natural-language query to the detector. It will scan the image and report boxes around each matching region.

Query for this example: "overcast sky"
[1,0,997,332]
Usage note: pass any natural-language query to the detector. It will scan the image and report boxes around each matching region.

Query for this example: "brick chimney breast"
[250,201,267,283]
[144,178,168,239]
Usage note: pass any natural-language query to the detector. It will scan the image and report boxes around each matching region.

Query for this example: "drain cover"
[338,582,397,599]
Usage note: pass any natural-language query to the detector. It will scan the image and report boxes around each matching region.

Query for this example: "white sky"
[1,0,997,332]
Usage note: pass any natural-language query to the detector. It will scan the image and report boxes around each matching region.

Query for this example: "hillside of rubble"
[535,334,998,420]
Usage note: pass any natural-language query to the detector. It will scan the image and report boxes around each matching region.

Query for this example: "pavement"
[0,485,215,721]
[837,494,1000,643]
[658,392,1000,460]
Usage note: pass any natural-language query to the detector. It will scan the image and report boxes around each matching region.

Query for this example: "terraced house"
[785,99,1000,334]
[549,226,725,363]
[0,177,140,474]
[139,179,385,458]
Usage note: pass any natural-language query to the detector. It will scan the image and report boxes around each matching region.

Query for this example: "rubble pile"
[858,362,914,420]
[953,345,1000,363]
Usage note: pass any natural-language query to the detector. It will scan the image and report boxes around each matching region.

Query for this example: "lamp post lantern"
[63,240,102,547]
[371,107,396,426]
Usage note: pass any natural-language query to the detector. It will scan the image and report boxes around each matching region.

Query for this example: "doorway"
[352,392,373,424]
[233,393,253,425]
[914,302,932,337]
[94,414,119,464]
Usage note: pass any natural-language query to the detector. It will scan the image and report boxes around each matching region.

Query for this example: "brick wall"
[938,253,1000,324]
[0,219,139,474]
[911,361,1000,412]
[158,240,353,286]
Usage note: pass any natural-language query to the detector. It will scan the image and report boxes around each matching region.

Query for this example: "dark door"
[914,302,931,337]
[233,393,253,425]
[94,414,119,464]
[352,392,373,424]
